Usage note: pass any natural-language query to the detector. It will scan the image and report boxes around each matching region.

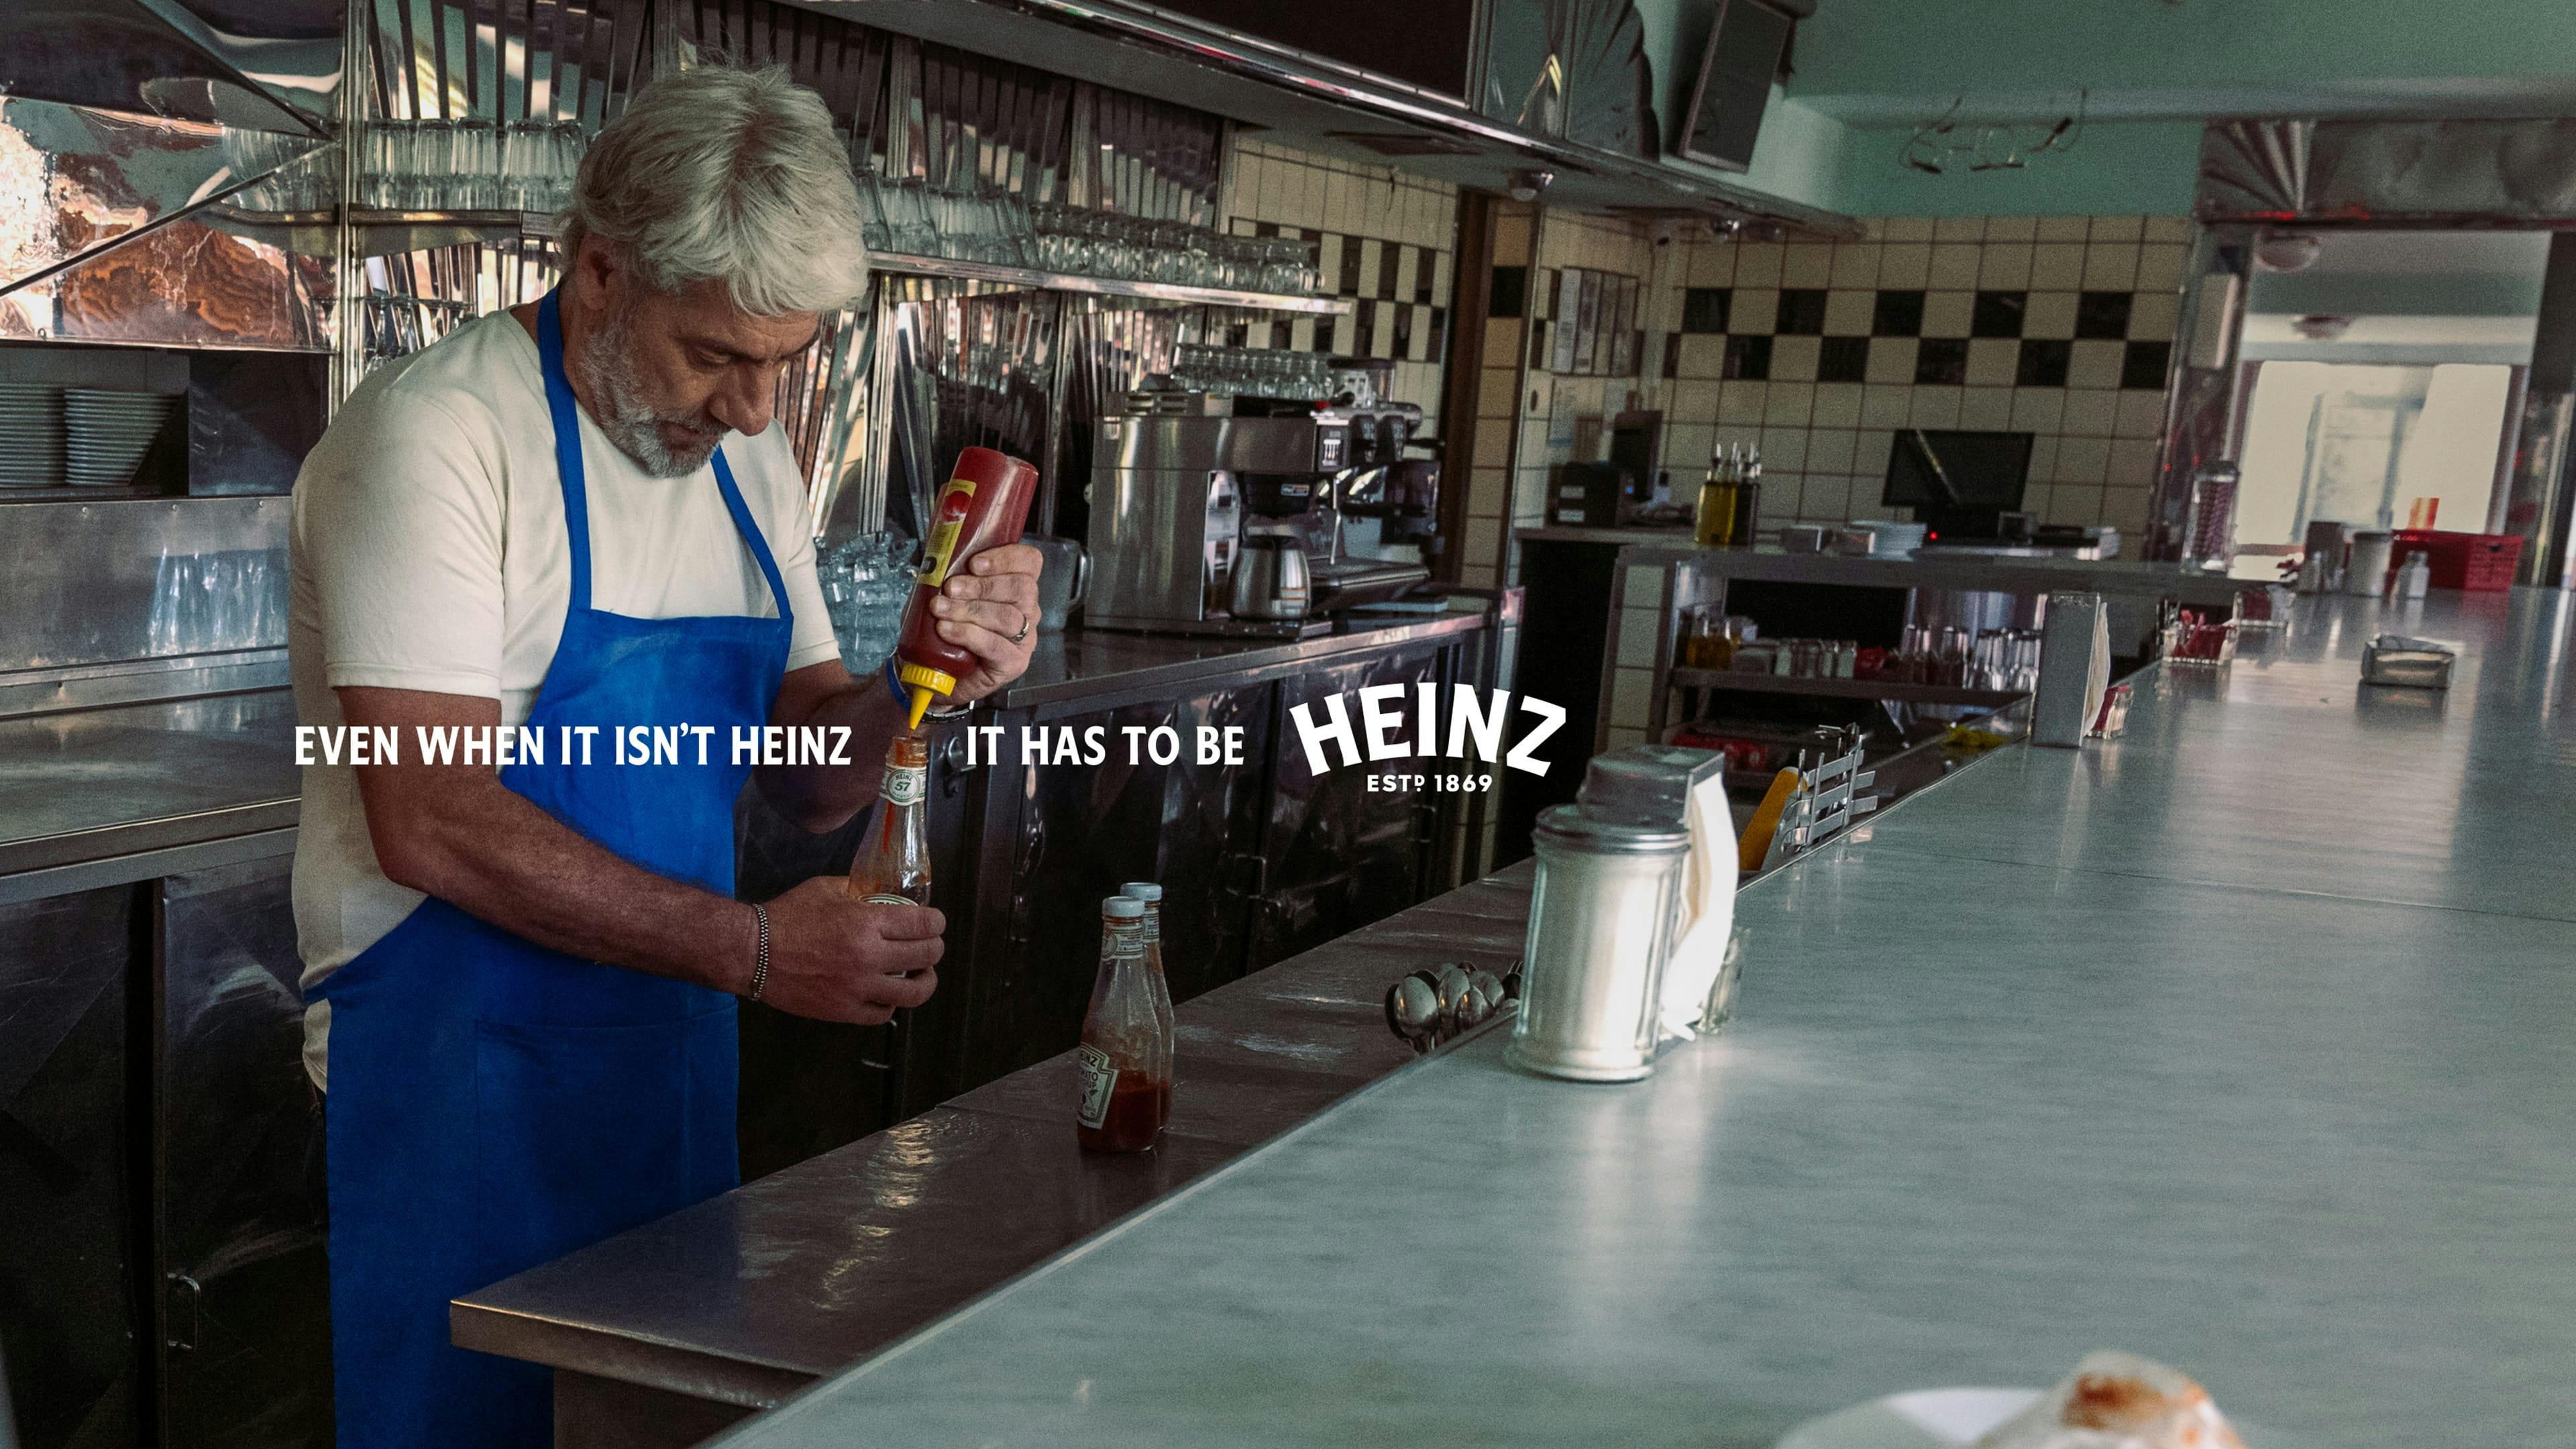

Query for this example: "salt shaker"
[1507,805,1691,1082]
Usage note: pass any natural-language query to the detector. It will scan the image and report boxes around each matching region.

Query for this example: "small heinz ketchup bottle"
[1077,896,1173,1153]
[893,447,1038,728]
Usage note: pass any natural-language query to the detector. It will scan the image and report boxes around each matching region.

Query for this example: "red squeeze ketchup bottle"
[895,447,1039,729]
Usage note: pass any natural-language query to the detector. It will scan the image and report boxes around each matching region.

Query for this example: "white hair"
[562,65,869,316]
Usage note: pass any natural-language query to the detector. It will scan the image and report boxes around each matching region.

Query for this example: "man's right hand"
[755,876,944,1025]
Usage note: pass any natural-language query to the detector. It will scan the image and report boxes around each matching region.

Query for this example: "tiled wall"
[1217,138,1459,440]
[1455,207,1677,590]
[1470,211,2198,756]
[1654,215,2190,535]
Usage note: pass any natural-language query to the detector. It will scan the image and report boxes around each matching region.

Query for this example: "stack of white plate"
[1847,517,1929,555]
[64,388,176,487]
[0,383,64,488]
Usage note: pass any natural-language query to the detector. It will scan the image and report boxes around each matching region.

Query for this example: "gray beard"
[579,306,724,479]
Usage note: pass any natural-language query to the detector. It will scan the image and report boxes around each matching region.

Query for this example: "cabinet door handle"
[164,1272,202,1352]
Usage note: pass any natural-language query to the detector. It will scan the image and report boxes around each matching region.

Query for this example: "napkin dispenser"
[1572,745,1739,1042]
[2032,592,2112,748]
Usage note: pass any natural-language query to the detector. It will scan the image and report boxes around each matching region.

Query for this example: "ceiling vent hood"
[792,0,1858,235]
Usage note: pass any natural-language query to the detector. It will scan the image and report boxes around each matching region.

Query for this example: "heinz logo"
[1288,685,1565,777]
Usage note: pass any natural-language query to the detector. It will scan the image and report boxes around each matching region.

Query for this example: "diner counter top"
[451,864,1540,1411]
[705,587,2576,1449]
[0,688,300,896]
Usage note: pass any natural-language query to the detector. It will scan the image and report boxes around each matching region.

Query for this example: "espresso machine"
[1085,403,1436,637]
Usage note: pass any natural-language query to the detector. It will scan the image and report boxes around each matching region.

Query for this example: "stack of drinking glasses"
[819,533,918,675]
[360,118,586,213]
[1022,210,1320,292]
[1966,628,2045,691]
[1870,625,2042,689]
[859,174,1033,264]
[1161,343,1333,400]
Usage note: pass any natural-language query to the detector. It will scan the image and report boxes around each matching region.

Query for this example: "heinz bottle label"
[881,763,926,808]
[1076,1044,1117,1128]
[916,479,979,588]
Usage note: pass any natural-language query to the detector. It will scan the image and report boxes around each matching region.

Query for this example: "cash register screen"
[1880,429,2034,511]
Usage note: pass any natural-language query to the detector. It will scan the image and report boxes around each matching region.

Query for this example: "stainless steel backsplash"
[0,496,286,676]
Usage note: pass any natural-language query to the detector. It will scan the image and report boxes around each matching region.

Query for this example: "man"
[286,66,1040,1446]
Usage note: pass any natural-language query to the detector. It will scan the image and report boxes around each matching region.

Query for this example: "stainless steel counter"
[1625,541,2248,608]
[451,864,1540,1424]
[0,688,300,900]
[0,611,1491,900]
[993,608,1492,713]
[706,588,2576,1449]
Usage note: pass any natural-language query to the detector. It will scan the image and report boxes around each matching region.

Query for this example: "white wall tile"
[2024,290,2078,339]
[1958,385,2015,430]
[1830,244,1882,288]
[1771,335,1821,382]
[2082,243,2141,290]
[1878,243,1932,288]
[1965,338,2019,387]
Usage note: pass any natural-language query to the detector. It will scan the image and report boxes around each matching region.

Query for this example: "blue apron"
[314,290,792,1448]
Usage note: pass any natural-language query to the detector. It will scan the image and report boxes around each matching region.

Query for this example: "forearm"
[755,676,908,833]
[386,772,755,993]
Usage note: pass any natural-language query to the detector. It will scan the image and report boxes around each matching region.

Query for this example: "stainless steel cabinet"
[0,885,142,1449]
[0,851,326,1449]
[152,859,328,1449]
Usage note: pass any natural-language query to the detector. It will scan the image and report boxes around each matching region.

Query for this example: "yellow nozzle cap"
[896,661,957,729]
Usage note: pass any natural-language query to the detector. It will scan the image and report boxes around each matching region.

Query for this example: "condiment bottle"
[1118,879,1179,1051]
[1693,445,1738,549]
[2395,549,2431,600]
[1077,896,1173,1153]
[846,733,930,906]
[1728,443,1763,547]
[892,447,1039,728]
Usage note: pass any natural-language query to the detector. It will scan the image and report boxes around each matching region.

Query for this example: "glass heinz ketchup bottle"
[846,733,930,906]
[1118,880,1178,1040]
[894,447,1039,729]
[1077,897,1173,1153]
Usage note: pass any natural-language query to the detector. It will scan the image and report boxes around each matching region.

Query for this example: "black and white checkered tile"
[1222,219,1448,363]
[1675,284,2171,390]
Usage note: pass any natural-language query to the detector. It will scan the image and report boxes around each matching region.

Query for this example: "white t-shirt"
[288,309,842,1087]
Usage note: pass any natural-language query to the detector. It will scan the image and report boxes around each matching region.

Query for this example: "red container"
[892,447,1039,725]
[2390,529,2524,592]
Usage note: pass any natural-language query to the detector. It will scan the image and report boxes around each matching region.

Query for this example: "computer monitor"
[1882,429,2035,539]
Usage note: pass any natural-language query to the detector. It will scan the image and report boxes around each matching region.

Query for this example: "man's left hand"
[930,543,1044,704]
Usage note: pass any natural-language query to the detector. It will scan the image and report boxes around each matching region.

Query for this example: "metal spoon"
[1385,975,1442,1053]
[1432,964,1474,1036]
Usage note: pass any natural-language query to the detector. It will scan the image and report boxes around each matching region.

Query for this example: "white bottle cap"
[1104,896,1146,919]
[1120,881,1163,902]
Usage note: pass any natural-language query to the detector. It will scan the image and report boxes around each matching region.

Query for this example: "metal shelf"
[208,205,561,259]
[1668,667,2025,709]
[869,252,1353,314]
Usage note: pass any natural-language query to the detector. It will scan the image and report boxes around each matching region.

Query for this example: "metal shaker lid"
[1534,803,1691,855]
[1576,745,1724,832]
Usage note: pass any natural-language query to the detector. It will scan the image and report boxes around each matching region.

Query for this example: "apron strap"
[535,290,596,615]
[712,449,793,632]
[535,288,792,631]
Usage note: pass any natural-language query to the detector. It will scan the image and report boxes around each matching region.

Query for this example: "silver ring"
[1010,611,1030,645]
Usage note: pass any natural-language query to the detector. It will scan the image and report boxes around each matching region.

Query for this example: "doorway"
[2235,361,2514,546]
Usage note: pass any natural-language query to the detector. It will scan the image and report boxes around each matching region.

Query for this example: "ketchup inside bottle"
[1077,897,1172,1154]
[894,447,1038,727]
